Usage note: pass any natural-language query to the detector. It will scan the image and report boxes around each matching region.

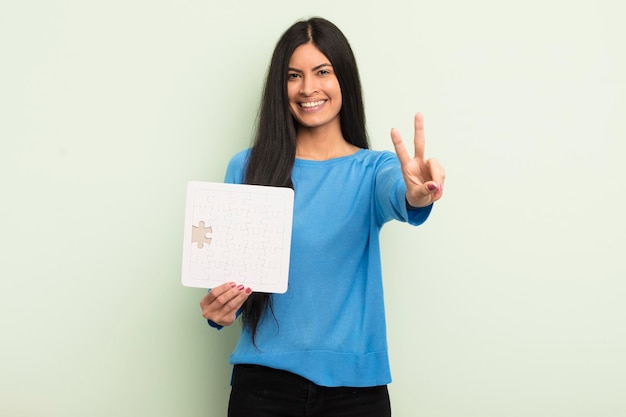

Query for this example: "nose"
[301,75,317,96]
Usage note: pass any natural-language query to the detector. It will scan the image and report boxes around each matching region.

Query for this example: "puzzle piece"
[191,221,213,249]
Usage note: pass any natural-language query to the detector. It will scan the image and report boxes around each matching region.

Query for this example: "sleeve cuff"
[405,200,433,226]
[207,320,224,330]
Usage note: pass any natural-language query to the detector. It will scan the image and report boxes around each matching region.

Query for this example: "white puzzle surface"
[181,181,294,293]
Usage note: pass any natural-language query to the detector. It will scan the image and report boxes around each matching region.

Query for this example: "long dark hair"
[241,17,370,343]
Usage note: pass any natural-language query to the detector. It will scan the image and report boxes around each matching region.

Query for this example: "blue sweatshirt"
[221,148,432,387]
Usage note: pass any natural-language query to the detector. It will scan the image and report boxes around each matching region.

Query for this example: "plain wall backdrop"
[1,1,624,416]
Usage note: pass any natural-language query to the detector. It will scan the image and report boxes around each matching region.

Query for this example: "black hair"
[241,17,369,344]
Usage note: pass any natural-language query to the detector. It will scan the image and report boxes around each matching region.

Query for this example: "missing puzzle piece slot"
[191,220,213,249]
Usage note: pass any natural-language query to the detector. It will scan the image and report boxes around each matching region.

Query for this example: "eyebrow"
[288,63,333,73]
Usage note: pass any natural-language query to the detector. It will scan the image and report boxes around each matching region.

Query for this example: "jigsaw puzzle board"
[181,181,294,293]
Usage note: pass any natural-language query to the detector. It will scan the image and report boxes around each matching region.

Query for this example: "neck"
[296,126,358,161]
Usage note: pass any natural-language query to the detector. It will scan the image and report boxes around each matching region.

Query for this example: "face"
[287,43,342,131]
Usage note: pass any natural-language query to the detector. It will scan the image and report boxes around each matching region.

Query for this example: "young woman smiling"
[199,17,445,417]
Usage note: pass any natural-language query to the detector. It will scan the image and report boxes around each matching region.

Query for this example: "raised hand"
[200,282,251,326]
[390,112,445,208]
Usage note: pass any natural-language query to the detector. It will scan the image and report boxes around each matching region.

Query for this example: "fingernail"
[427,183,437,191]
[229,282,236,288]
[237,284,245,291]
[244,287,252,294]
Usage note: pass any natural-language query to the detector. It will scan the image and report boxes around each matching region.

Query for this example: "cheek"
[328,80,342,102]
[286,88,298,113]
[331,86,342,109]
[287,83,299,100]
[288,105,298,118]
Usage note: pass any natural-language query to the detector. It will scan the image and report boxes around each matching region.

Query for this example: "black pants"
[228,365,392,417]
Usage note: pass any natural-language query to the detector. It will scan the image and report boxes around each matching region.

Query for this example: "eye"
[287,73,300,80]
[318,69,330,76]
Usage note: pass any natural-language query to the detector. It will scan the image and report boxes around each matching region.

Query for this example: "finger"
[214,283,249,309]
[413,112,426,161]
[215,285,248,312]
[390,128,412,167]
[201,283,251,321]
[213,285,252,323]
[200,281,237,307]
[422,159,445,201]
[229,287,252,311]
[406,182,438,208]
[425,158,445,186]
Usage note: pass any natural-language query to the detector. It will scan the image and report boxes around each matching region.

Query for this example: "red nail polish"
[244,287,252,294]
[237,284,245,291]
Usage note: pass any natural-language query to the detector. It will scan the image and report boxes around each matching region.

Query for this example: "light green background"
[1,1,624,416]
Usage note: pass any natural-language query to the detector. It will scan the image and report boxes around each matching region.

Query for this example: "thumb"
[408,182,440,207]
[425,182,440,193]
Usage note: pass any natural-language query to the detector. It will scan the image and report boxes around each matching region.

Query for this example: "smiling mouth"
[299,100,326,109]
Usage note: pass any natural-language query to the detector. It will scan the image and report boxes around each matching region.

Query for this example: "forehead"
[288,43,331,67]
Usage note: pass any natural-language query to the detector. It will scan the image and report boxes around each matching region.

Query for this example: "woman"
[200,17,445,417]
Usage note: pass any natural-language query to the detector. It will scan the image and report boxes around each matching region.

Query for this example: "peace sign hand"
[390,112,445,208]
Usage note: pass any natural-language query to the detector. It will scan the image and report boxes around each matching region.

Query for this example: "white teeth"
[300,100,325,108]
